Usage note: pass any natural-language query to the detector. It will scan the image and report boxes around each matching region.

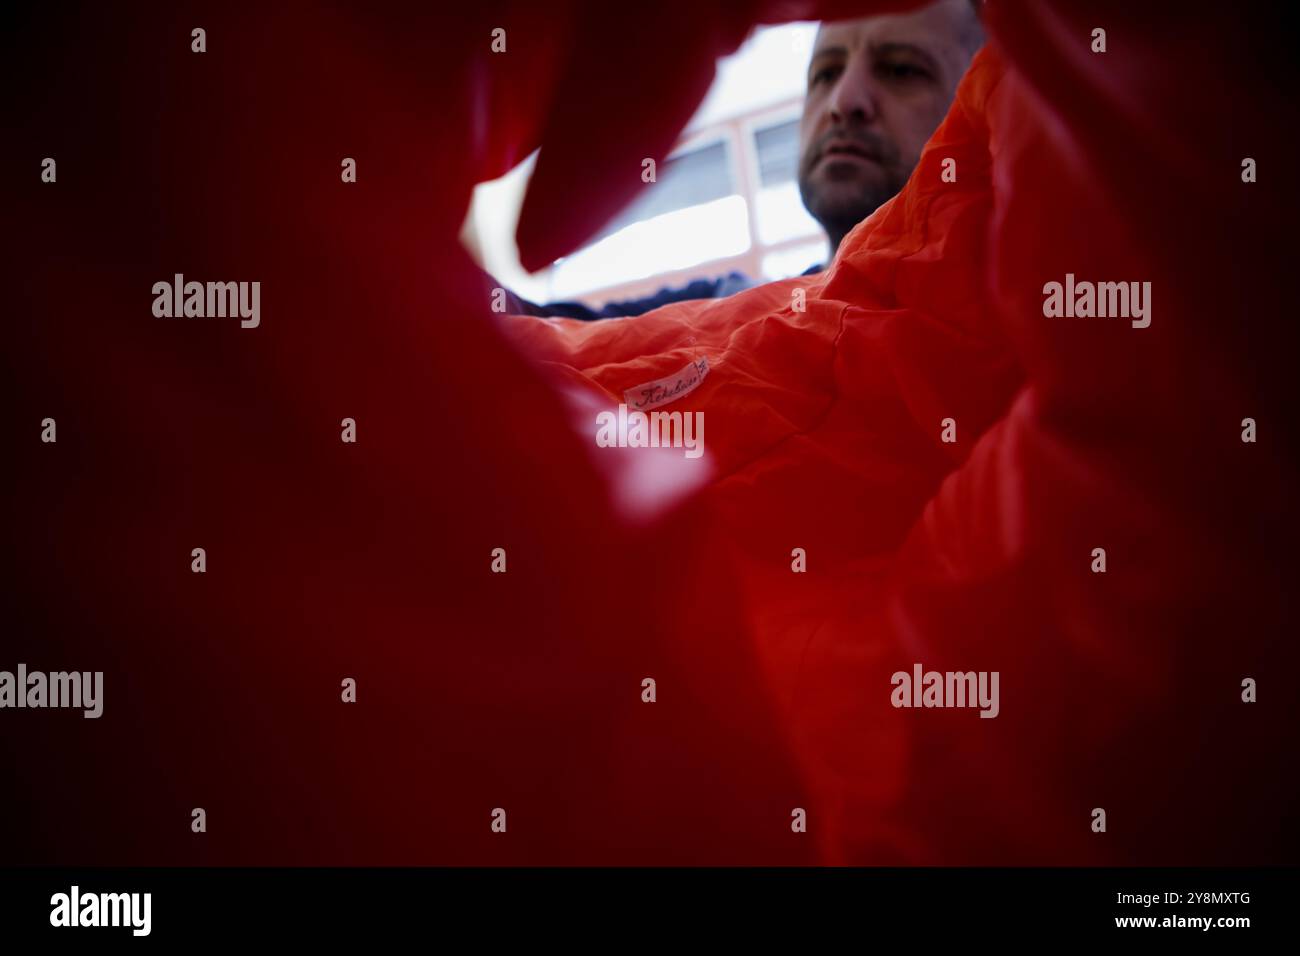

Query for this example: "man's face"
[798,0,979,246]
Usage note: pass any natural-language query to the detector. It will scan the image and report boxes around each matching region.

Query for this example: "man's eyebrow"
[809,44,848,65]
[870,41,941,74]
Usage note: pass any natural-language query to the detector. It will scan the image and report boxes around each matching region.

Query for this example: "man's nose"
[828,66,878,125]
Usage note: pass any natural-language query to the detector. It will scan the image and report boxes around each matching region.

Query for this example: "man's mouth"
[820,140,879,165]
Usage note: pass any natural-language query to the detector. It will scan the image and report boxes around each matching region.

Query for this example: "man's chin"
[807,178,886,224]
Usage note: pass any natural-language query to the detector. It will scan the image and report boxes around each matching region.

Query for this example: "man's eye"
[878,61,929,81]
[810,65,842,87]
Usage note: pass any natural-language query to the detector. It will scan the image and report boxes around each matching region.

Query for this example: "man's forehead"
[812,2,966,57]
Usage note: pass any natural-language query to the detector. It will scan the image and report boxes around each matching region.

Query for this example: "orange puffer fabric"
[502,24,1298,864]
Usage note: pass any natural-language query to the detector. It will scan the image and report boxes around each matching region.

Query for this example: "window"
[755,119,800,186]
[752,118,823,248]
[599,141,735,238]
